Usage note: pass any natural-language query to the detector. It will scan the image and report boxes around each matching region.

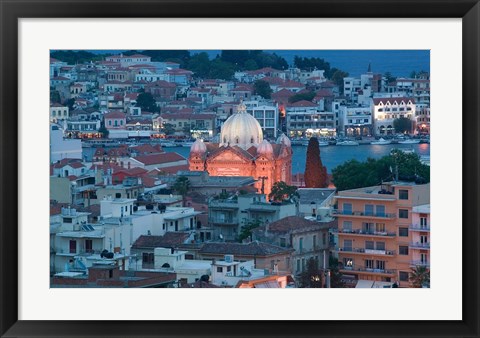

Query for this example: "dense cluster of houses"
[50,52,430,288]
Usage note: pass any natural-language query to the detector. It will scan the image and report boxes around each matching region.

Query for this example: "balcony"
[337,247,396,256]
[209,217,239,226]
[410,242,430,249]
[340,266,396,276]
[208,200,239,209]
[409,224,430,232]
[333,228,396,237]
[410,260,430,267]
[332,210,396,219]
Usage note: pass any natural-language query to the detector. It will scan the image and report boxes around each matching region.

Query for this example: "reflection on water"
[83,143,430,174]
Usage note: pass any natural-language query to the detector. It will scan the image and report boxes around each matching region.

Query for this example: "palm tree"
[172,176,191,207]
[410,265,430,288]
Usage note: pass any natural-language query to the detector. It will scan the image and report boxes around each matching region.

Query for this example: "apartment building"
[334,182,430,287]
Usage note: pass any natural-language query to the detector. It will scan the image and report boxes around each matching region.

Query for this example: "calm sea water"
[88,50,429,78]
[84,143,430,174]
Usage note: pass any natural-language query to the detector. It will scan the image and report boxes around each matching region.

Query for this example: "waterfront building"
[338,104,373,137]
[188,102,292,198]
[285,100,336,138]
[333,181,430,287]
[372,97,416,135]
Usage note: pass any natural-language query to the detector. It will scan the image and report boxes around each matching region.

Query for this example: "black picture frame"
[1,1,479,337]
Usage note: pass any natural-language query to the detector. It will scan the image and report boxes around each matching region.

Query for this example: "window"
[343,239,353,251]
[399,227,409,237]
[313,235,317,249]
[399,189,409,200]
[142,252,154,269]
[299,238,303,252]
[85,239,93,253]
[343,221,352,231]
[420,216,428,227]
[399,246,409,255]
[376,260,385,270]
[227,266,231,272]
[322,233,326,245]
[343,203,352,215]
[376,205,386,217]
[69,240,77,254]
[375,223,385,232]
[115,193,121,198]
[365,259,374,269]
[364,204,374,216]
[216,267,223,273]
[280,238,286,247]
[108,120,112,126]
[399,271,409,281]
[376,242,385,251]
[343,257,354,268]
[399,209,409,219]
[63,217,72,223]
[296,259,300,272]
[362,222,374,233]
[365,241,374,250]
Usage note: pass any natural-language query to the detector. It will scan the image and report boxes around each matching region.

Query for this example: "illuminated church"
[189,102,292,197]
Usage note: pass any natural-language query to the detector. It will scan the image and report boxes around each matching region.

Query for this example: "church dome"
[276,133,291,147]
[190,138,207,154]
[257,139,274,158]
[220,102,263,150]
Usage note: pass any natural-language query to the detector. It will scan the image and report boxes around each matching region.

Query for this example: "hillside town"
[50,50,430,288]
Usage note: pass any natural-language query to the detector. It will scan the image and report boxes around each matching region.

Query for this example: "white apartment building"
[372,97,416,135]
[245,102,279,139]
[338,105,373,137]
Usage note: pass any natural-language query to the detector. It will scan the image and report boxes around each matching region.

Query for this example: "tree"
[304,137,327,188]
[98,121,109,138]
[288,91,315,103]
[253,80,272,99]
[186,52,211,78]
[244,59,259,71]
[332,152,430,191]
[384,72,396,84]
[330,69,349,91]
[172,176,191,207]
[136,92,159,112]
[50,90,61,104]
[65,98,75,111]
[294,56,331,73]
[393,117,413,134]
[161,123,175,136]
[328,257,345,288]
[208,58,235,80]
[410,266,430,288]
[298,258,323,288]
[268,181,298,202]
[238,219,263,242]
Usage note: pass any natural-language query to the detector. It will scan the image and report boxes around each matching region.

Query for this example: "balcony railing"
[337,247,396,256]
[333,228,396,237]
[332,210,396,219]
[410,242,430,249]
[209,218,239,225]
[409,224,430,231]
[208,200,239,209]
[410,260,430,267]
[340,266,396,275]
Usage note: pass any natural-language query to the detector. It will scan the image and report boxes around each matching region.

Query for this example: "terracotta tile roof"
[160,113,215,120]
[199,241,293,256]
[127,119,152,125]
[104,111,126,119]
[146,80,176,88]
[52,158,84,169]
[272,88,295,99]
[260,76,285,86]
[372,97,415,105]
[124,93,139,100]
[50,57,61,63]
[50,103,65,108]
[51,76,70,81]
[131,233,191,249]
[287,100,318,108]
[315,89,334,97]
[133,152,186,166]
[231,85,253,92]
[107,147,130,157]
[89,163,124,173]
[156,164,189,174]
[281,80,304,88]
[165,68,193,75]
[259,216,335,234]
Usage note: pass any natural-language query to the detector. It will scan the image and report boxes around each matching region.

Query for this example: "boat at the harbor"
[398,139,421,144]
[371,138,392,145]
[336,140,359,146]
[318,140,329,147]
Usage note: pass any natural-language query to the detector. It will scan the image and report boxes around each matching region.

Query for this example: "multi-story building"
[333,181,430,287]
[409,204,430,274]
[50,103,69,122]
[208,193,296,242]
[285,100,336,138]
[338,105,373,137]
[372,97,416,135]
[245,103,279,139]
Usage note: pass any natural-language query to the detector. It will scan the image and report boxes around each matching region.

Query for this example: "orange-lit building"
[334,181,430,287]
[188,102,292,197]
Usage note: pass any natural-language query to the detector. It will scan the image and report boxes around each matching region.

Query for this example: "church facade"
[188,102,292,198]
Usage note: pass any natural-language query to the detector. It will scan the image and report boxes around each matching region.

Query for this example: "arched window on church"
[223,137,227,143]
[235,137,239,144]
[250,136,254,143]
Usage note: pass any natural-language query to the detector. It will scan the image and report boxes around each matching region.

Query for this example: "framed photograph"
[1,0,478,337]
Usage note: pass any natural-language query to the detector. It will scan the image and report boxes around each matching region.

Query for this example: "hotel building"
[334,182,430,287]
